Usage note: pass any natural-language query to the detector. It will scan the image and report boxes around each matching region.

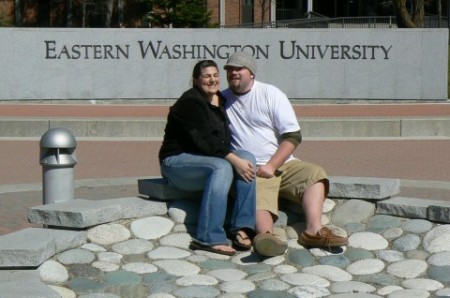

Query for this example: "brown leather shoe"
[253,232,287,257]
[298,227,348,248]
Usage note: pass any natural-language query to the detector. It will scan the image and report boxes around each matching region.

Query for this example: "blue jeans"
[160,150,256,246]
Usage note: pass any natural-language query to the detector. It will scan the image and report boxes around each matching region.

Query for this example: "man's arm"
[256,130,302,178]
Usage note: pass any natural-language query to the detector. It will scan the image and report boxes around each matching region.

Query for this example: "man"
[222,51,348,257]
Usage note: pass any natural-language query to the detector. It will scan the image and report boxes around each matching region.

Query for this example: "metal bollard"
[39,128,77,204]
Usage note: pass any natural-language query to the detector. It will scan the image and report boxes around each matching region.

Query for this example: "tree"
[256,0,275,27]
[391,0,430,27]
[74,0,116,27]
[145,0,210,28]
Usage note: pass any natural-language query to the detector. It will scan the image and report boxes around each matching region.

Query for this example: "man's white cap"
[224,51,257,75]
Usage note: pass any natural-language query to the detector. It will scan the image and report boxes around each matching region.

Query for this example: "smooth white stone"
[280,273,330,287]
[206,269,248,281]
[302,265,352,282]
[423,225,450,253]
[147,246,191,259]
[349,232,389,250]
[39,260,69,284]
[130,216,174,240]
[122,262,158,274]
[273,264,298,274]
[111,239,154,255]
[387,259,428,278]
[263,255,285,265]
[377,286,404,296]
[331,281,376,293]
[377,250,404,263]
[402,278,444,291]
[219,280,256,293]
[347,259,385,275]
[159,233,192,249]
[382,227,403,240]
[87,223,131,246]
[175,274,218,286]
[153,259,201,276]
[386,289,431,298]
[80,243,106,252]
[323,199,336,213]
[92,261,120,272]
[97,252,123,264]
[288,285,330,297]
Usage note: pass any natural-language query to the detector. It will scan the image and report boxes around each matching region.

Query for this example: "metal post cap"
[40,128,77,149]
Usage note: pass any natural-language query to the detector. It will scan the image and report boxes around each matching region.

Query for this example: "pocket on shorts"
[256,176,282,215]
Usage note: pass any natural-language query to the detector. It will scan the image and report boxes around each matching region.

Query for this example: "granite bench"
[137,176,401,201]
[137,176,450,223]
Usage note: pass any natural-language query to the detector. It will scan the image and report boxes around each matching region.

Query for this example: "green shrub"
[0,11,12,27]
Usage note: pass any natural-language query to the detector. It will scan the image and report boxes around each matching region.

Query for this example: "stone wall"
[0,28,447,100]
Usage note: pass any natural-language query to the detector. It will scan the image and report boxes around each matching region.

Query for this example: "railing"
[276,9,305,20]
[220,16,450,29]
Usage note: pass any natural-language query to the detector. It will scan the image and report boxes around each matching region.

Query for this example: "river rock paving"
[33,198,450,298]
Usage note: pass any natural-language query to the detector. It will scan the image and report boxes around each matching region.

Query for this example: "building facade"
[0,0,446,28]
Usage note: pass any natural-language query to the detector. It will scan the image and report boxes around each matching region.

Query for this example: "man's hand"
[256,164,277,178]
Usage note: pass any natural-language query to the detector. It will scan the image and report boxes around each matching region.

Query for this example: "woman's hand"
[233,158,256,182]
[225,153,255,183]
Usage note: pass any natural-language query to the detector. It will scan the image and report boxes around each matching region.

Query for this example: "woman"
[159,60,256,256]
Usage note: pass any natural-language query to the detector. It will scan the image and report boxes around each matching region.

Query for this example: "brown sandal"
[231,230,252,250]
[189,241,235,256]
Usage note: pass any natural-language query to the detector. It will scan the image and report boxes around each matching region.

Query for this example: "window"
[242,0,254,23]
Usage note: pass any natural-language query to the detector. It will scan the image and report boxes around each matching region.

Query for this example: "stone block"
[0,228,86,268]
[328,176,400,200]
[111,197,168,218]
[427,202,450,223]
[0,270,60,298]
[376,197,433,218]
[28,197,169,228]
[28,199,123,228]
[138,178,201,201]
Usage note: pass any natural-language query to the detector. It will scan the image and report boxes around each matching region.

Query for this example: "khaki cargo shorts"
[256,159,329,217]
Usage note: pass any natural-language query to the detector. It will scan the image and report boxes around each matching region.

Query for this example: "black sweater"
[158,86,231,162]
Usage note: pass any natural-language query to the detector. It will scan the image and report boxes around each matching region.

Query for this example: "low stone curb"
[377,196,450,222]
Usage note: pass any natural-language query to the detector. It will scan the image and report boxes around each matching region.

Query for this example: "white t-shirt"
[223,80,300,165]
